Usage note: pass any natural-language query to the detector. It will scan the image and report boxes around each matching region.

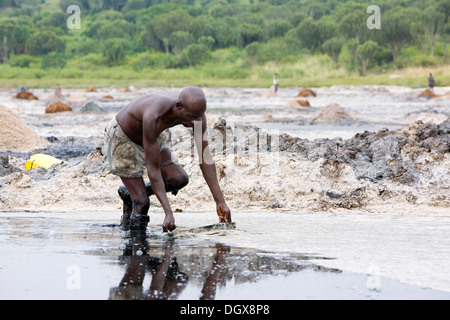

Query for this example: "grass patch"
[0,54,448,89]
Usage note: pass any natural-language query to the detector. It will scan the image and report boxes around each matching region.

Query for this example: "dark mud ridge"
[279,118,450,186]
[1,135,101,163]
[211,117,450,187]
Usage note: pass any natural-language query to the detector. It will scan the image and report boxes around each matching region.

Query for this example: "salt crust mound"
[0,105,47,152]
[312,104,353,122]
[1,118,449,213]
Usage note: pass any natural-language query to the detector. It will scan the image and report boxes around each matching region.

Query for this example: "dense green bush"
[179,43,210,67]
[27,31,66,56]
[8,54,39,68]
[0,0,448,77]
[128,50,168,70]
[103,38,127,66]
[41,52,67,69]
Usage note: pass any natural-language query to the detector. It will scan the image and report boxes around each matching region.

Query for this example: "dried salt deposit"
[0,105,47,152]
[0,85,449,215]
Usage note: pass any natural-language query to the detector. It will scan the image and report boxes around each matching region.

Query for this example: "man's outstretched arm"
[195,116,232,223]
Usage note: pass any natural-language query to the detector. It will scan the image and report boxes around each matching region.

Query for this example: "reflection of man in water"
[104,86,231,232]
[428,73,435,92]
[109,235,230,300]
[110,235,188,300]
[200,243,230,300]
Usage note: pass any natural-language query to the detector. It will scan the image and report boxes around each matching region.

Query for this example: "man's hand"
[216,202,231,223]
[162,212,176,232]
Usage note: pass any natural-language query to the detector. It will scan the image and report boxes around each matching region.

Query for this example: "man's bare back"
[115,92,179,147]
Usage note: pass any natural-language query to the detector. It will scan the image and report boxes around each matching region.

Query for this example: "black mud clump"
[279,118,450,186]
[39,136,103,162]
[0,154,20,177]
[321,187,369,210]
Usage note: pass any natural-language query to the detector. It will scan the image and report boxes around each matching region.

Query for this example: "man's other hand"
[216,202,231,223]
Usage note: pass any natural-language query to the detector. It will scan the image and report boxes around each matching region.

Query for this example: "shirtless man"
[104,86,231,232]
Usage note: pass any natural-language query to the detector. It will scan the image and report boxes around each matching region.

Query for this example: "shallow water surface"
[0,215,449,300]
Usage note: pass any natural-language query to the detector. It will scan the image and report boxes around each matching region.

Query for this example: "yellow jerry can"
[25,154,65,170]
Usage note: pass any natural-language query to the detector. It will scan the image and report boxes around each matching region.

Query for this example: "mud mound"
[86,86,97,92]
[284,99,310,107]
[102,95,114,100]
[14,91,38,100]
[297,88,316,97]
[0,105,46,152]
[418,89,439,98]
[80,101,104,113]
[120,86,136,92]
[279,118,450,185]
[42,136,102,161]
[312,104,352,122]
[177,119,450,211]
[45,102,72,114]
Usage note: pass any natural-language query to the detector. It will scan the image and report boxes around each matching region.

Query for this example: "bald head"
[178,86,207,116]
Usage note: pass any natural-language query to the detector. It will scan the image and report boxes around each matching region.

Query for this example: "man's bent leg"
[119,176,150,231]
[118,149,189,228]
[159,148,190,194]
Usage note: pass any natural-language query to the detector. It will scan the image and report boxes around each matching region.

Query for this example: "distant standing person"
[273,73,279,94]
[428,73,435,92]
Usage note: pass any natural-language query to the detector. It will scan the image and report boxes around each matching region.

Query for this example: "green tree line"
[0,0,449,75]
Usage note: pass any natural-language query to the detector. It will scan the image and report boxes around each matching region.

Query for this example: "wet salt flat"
[1,85,450,300]
[2,85,449,143]
[1,210,449,300]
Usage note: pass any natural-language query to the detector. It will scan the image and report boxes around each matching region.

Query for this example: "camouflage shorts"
[104,117,169,178]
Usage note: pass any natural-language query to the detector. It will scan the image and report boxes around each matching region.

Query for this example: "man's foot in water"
[129,213,150,232]
[118,186,150,232]
[118,185,132,231]
[118,182,180,231]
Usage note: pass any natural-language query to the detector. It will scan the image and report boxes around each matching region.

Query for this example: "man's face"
[181,109,203,128]
[176,99,205,128]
